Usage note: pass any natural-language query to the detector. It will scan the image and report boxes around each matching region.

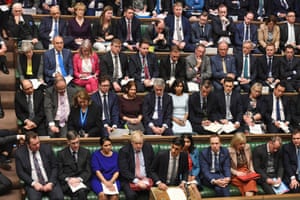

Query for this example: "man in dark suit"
[6,3,43,50]
[144,19,170,51]
[191,12,214,47]
[211,41,237,90]
[211,4,236,45]
[118,130,155,200]
[164,1,194,52]
[0,36,9,74]
[188,80,215,134]
[262,81,291,133]
[250,0,274,20]
[15,132,64,200]
[159,45,186,92]
[273,0,295,21]
[57,131,91,200]
[225,0,250,20]
[234,12,258,54]
[253,136,284,194]
[38,5,71,49]
[200,134,231,197]
[117,6,141,51]
[148,0,173,17]
[43,36,73,86]
[291,93,300,129]
[212,77,243,133]
[100,38,129,92]
[256,43,281,89]
[279,11,300,53]
[235,41,257,93]
[128,39,159,92]
[143,78,173,135]
[282,130,300,193]
[39,0,60,14]
[279,45,300,92]
[44,76,77,137]
[91,75,120,136]
[0,134,25,193]
[15,79,46,135]
[151,137,188,190]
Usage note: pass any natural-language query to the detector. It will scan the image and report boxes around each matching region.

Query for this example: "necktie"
[214,153,220,172]
[52,0,56,5]
[297,148,300,180]
[280,0,288,10]
[72,151,77,162]
[58,52,67,77]
[143,56,150,79]
[200,25,205,38]
[28,95,34,119]
[226,93,231,120]
[243,55,249,78]
[176,17,182,41]
[268,57,272,77]
[156,0,160,14]
[53,19,58,38]
[169,156,177,185]
[113,55,119,80]
[202,97,207,113]
[222,58,227,73]
[244,25,250,41]
[59,94,67,127]
[103,94,110,121]
[276,98,281,121]
[135,151,141,178]
[127,20,131,41]
[157,96,163,126]
[26,58,32,75]
[170,62,175,78]
[32,152,45,185]
[258,0,264,17]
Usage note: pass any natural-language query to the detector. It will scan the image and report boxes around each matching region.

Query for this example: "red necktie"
[127,20,131,41]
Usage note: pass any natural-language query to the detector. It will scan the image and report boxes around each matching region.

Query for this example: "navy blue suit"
[250,0,274,19]
[255,55,281,84]
[142,92,173,135]
[117,16,141,44]
[234,22,258,50]
[164,15,194,51]
[38,16,71,49]
[200,146,231,197]
[282,142,300,193]
[91,91,120,136]
[191,22,213,44]
[43,48,73,86]
[128,52,159,92]
[273,0,295,19]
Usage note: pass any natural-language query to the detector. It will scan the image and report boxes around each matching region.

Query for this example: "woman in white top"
[169,79,193,134]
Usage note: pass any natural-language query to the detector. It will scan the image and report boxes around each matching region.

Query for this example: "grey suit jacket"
[186,54,212,82]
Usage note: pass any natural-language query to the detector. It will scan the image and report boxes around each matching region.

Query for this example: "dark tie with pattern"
[103,94,110,121]
[33,152,45,184]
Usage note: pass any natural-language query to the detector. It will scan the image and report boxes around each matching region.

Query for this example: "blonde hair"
[130,130,144,143]
[73,90,91,108]
[230,132,247,148]
[74,2,86,12]
[79,39,93,58]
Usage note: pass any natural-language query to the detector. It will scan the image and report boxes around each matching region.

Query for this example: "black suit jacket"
[279,56,300,80]
[282,142,299,184]
[191,22,213,44]
[256,55,281,82]
[142,92,173,135]
[262,94,291,124]
[118,142,154,184]
[15,89,45,128]
[250,0,274,19]
[117,16,141,43]
[128,52,159,82]
[235,54,257,81]
[6,14,39,41]
[159,56,186,81]
[68,102,104,137]
[211,15,236,45]
[279,23,300,50]
[18,53,43,80]
[291,94,300,128]
[100,51,129,82]
[151,150,188,185]
[252,143,284,183]
[15,144,59,186]
[38,16,70,49]
[212,90,243,123]
[57,146,91,192]
[144,23,170,50]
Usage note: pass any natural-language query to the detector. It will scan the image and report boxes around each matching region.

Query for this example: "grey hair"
[21,42,33,53]
[153,78,165,88]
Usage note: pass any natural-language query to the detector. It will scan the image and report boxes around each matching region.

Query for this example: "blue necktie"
[103,94,110,122]
[214,153,220,172]
[54,20,58,37]
[243,55,249,78]
[58,52,67,77]
[276,98,281,121]
[156,0,160,14]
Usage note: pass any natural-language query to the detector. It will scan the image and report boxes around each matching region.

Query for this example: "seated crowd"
[6,130,300,199]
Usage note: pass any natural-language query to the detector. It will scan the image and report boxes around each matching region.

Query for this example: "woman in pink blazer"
[73,39,100,94]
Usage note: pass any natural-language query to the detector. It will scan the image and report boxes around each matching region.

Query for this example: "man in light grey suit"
[44,76,77,137]
[186,44,212,91]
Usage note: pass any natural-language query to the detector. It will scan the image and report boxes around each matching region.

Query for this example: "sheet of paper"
[166,187,186,200]
[69,182,87,193]
[102,182,119,195]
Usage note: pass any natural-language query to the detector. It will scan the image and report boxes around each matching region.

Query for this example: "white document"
[221,122,236,134]
[166,187,187,200]
[101,182,119,195]
[0,5,9,12]
[65,75,73,85]
[203,123,223,133]
[120,78,134,86]
[110,128,129,137]
[29,79,43,90]
[69,182,87,193]
[279,121,290,133]
[187,81,199,92]
[249,124,264,134]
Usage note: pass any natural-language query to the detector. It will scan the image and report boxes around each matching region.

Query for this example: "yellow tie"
[222,58,227,73]
[26,58,33,75]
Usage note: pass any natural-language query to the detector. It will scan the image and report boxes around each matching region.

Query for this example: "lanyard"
[80,108,88,127]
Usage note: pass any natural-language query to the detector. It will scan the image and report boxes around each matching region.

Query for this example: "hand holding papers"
[203,121,237,134]
[101,182,119,195]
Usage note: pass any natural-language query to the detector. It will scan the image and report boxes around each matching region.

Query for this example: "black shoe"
[1,63,9,74]
[0,163,11,171]
[0,108,4,118]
